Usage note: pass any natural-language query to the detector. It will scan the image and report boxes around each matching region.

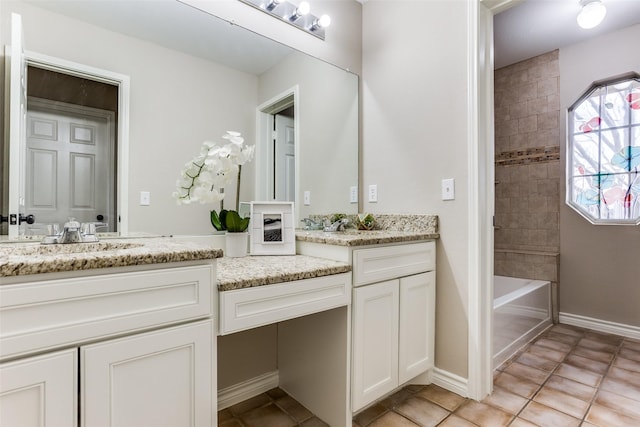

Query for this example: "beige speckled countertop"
[295,230,438,246]
[217,255,351,291]
[297,214,439,246]
[0,238,222,278]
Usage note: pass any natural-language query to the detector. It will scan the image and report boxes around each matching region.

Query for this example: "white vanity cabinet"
[81,320,213,427]
[0,349,78,427]
[0,262,217,427]
[351,242,436,411]
[352,271,435,410]
[297,238,436,413]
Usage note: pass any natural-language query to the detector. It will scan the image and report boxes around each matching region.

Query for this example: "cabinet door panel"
[399,272,435,384]
[0,349,77,427]
[352,280,399,412]
[81,320,214,427]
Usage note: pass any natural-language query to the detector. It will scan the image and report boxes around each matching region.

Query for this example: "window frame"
[566,72,640,225]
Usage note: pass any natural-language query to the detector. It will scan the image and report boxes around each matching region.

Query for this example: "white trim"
[559,313,640,340]
[23,50,130,234]
[467,0,495,401]
[217,370,280,410]
[255,86,300,224]
[432,367,469,398]
[480,0,525,14]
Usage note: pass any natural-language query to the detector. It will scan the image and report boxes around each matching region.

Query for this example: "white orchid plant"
[173,131,255,232]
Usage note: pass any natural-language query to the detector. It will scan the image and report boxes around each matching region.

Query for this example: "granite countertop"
[0,238,223,278]
[217,255,351,291]
[297,214,439,246]
[295,229,439,247]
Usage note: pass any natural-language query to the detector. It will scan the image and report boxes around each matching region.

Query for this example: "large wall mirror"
[1,0,358,237]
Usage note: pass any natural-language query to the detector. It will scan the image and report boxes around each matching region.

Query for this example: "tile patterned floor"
[219,324,640,426]
[218,387,330,427]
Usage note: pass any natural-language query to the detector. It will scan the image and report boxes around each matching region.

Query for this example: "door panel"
[0,349,78,427]
[25,99,115,232]
[275,114,295,201]
[81,320,214,427]
[30,149,57,208]
[352,280,399,411]
[399,272,436,383]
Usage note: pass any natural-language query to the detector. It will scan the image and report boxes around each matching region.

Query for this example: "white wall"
[559,24,640,327]
[179,0,363,75]
[258,52,359,219]
[0,1,259,235]
[362,0,471,378]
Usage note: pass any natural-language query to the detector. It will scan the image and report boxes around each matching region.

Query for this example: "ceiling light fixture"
[238,0,330,40]
[577,0,607,30]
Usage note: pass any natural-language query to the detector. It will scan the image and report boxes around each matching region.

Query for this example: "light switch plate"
[442,179,455,201]
[303,190,311,205]
[140,191,151,206]
[368,184,378,203]
[350,186,358,204]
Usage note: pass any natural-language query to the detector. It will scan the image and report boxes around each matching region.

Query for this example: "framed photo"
[249,201,295,255]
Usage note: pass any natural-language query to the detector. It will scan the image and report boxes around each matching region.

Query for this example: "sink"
[0,241,144,257]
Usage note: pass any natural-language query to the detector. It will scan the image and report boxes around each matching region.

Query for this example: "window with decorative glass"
[567,73,640,225]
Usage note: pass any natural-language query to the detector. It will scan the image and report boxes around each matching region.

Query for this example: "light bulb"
[289,1,310,22]
[297,1,310,16]
[577,0,606,29]
[310,14,331,31]
[317,14,331,28]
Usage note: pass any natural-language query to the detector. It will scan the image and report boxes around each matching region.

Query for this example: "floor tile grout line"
[498,325,597,425]
[580,335,630,423]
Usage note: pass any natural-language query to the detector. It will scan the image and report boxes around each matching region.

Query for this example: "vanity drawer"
[219,272,351,335]
[0,264,214,361]
[352,241,435,286]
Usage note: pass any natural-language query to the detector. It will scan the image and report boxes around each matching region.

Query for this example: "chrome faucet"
[323,218,349,232]
[58,219,83,243]
[41,218,100,244]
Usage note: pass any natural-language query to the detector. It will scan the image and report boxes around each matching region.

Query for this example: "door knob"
[19,214,35,225]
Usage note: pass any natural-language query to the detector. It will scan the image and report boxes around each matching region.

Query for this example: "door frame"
[467,0,521,401]
[255,86,300,223]
[16,50,130,235]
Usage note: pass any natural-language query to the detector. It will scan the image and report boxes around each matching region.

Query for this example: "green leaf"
[210,209,228,231]
[224,210,250,232]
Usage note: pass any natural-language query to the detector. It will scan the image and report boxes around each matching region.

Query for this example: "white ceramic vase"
[225,232,249,258]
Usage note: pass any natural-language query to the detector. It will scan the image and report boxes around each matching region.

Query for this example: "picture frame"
[249,201,296,255]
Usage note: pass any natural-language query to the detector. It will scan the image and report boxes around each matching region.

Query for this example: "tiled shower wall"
[494,50,561,315]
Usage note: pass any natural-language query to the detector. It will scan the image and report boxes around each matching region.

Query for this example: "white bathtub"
[493,275,552,369]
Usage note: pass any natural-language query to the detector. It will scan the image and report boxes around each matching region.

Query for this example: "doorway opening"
[24,66,118,234]
[255,86,300,222]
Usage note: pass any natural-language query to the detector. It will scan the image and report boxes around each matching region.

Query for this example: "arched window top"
[567,72,640,225]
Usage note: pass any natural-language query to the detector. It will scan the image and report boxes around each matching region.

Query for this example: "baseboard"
[217,370,279,410]
[431,367,469,398]
[560,312,640,340]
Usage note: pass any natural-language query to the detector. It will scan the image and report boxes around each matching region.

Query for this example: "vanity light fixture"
[577,0,607,29]
[238,0,330,40]
[265,0,282,11]
[310,14,331,32]
[289,1,310,22]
